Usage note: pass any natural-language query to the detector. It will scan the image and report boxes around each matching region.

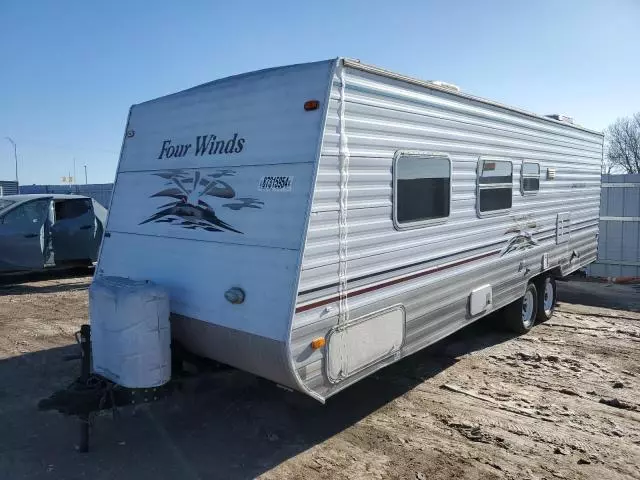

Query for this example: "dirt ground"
[0,271,639,480]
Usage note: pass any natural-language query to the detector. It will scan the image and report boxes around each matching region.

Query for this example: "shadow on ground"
[0,313,515,480]
[0,266,92,285]
[0,281,92,296]
[0,267,92,296]
[557,279,640,312]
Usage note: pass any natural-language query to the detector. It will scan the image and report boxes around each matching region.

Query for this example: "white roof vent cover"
[429,80,461,93]
[546,114,574,124]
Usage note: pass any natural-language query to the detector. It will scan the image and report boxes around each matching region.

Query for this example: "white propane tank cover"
[90,276,171,388]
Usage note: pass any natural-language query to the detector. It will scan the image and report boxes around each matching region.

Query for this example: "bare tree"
[606,113,640,174]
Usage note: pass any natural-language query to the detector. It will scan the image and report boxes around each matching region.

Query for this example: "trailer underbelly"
[171,313,297,390]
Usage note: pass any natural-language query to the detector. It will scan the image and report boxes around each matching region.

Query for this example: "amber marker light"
[304,100,320,111]
[310,337,326,349]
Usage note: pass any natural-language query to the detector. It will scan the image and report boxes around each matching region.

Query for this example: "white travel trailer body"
[97,58,603,402]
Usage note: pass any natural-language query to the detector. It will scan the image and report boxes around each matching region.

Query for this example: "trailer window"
[521,162,540,194]
[477,159,512,214]
[394,153,450,228]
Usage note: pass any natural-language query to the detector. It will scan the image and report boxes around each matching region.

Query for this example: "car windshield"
[0,199,16,211]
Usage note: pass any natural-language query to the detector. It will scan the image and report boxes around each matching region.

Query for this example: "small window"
[394,153,451,228]
[521,162,540,194]
[477,159,512,214]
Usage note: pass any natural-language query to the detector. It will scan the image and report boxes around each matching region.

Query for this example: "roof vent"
[429,80,461,93]
[546,114,574,124]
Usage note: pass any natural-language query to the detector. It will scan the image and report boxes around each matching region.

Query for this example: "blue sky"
[0,0,638,185]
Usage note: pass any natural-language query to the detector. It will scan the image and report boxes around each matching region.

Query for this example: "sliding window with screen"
[477,158,513,216]
[393,152,451,230]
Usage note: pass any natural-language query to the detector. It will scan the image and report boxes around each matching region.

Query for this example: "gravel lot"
[0,272,639,480]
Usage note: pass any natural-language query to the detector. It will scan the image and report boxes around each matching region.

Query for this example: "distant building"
[0,181,19,196]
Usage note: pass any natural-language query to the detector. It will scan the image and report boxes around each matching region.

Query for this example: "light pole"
[84,165,88,184]
[4,137,18,186]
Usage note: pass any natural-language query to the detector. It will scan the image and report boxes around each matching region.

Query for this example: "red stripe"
[295,249,500,313]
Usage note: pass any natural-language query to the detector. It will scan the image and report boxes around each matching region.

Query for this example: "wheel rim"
[543,280,554,314]
[522,290,534,327]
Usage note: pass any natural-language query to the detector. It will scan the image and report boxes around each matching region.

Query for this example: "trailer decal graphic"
[501,215,539,256]
[499,231,539,256]
[140,169,263,234]
[296,249,502,313]
[296,230,538,312]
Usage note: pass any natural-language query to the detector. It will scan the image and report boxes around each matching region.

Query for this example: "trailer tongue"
[38,322,230,452]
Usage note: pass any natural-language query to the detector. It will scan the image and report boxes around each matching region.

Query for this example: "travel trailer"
[95,58,603,403]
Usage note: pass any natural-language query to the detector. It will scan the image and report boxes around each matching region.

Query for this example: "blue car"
[0,194,107,272]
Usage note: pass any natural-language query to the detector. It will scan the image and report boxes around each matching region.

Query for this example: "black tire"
[535,276,557,322]
[503,282,538,334]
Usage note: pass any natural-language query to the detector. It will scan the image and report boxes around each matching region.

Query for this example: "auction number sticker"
[258,176,293,192]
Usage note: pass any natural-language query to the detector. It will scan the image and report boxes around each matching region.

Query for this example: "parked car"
[0,194,107,272]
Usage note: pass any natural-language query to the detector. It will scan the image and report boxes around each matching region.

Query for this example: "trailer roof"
[342,58,603,137]
[134,57,602,137]
[135,59,335,107]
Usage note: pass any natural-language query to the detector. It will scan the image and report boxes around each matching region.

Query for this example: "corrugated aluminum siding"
[588,174,640,278]
[292,61,603,399]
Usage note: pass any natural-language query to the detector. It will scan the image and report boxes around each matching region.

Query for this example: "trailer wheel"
[536,276,556,322]
[503,283,538,334]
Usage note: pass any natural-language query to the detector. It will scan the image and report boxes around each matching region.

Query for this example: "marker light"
[304,100,320,111]
[310,337,326,349]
